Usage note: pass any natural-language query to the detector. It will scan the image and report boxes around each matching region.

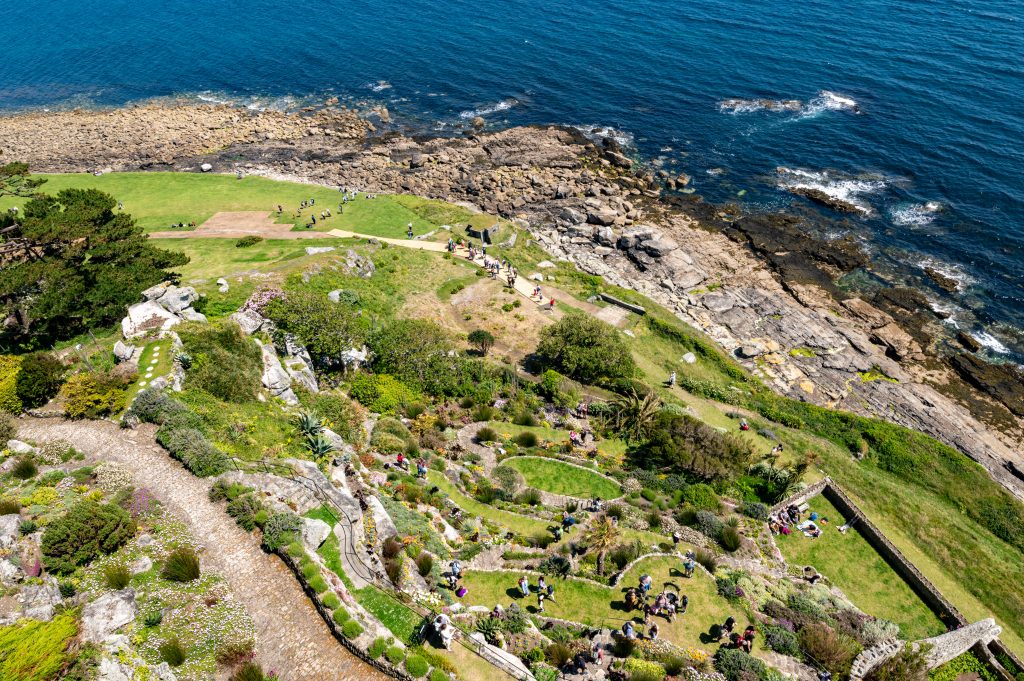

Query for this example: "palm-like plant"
[609,388,663,442]
[306,432,334,459]
[295,410,323,438]
[582,516,620,576]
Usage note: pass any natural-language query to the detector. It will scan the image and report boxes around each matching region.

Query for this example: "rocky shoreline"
[2,102,1021,499]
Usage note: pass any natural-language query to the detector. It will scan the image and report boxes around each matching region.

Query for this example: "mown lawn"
[427,471,553,537]
[775,496,945,640]
[460,556,742,652]
[503,456,621,500]
[0,172,496,238]
[124,340,174,405]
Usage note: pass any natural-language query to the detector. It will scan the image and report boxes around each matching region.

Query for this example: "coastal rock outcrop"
[121,283,206,339]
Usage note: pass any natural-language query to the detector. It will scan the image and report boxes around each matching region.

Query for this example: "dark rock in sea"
[950,353,1024,417]
[924,267,959,292]
[957,331,982,352]
[788,187,859,213]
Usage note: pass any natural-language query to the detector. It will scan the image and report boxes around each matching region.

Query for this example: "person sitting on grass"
[648,621,659,641]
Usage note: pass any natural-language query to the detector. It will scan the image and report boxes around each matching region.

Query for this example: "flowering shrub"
[126,487,160,518]
[37,439,75,465]
[95,462,132,493]
[240,287,285,315]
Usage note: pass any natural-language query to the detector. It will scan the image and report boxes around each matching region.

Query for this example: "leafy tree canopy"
[631,411,755,483]
[535,311,635,385]
[0,179,188,348]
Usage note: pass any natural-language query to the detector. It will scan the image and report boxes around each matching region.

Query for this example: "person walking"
[537,590,546,612]
[518,575,530,598]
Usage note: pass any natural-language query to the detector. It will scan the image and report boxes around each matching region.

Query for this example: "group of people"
[516,574,556,612]
[769,504,828,538]
[717,617,757,653]
[393,452,428,479]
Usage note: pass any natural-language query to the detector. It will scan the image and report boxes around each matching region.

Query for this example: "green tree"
[582,515,620,576]
[467,329,495,356]
[14,351,65,409]
[631,411,755,482]
[368,319,467,394]
[535,311,635,385]
[264,289,366,367]
[41,500,136,574]
[0,162,46,198]
[0,184,188,346]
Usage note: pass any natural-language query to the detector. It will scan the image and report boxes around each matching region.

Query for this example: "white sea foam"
[718,90,859,117]
[368,80,392,92]
[890,201,943,227]
[458,98,519,119]
[973,331,1011,354]
[571,124,636,149]
[918,257,974,290]
[775,167,886,214]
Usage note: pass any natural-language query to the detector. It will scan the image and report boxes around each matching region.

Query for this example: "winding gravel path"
[18,417,387,681]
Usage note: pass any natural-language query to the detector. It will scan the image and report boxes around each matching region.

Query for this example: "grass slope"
[427,471,552,537]
[503,456,621,500]
[775,496,945,640]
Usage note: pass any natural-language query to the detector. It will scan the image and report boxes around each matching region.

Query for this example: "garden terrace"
[502,456,622,500]
[426,470,554,538]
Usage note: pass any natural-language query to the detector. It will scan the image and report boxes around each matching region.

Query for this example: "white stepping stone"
[138,381,147,387]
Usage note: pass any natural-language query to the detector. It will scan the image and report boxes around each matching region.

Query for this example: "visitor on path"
[311,214,316,225]
[548,298,556,311]
[117,201,124,210]
[591,640,604,664]
[667,371,677,387]
[277,204,283,213]
[740,418,750,431]
[672,530,681,548]
[518,575,530,597]
[434,614,455,649]
[447,572,459,590]
[407,223,414,238]
[682,550,696,578]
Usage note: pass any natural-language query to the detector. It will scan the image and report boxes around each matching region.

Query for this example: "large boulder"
[230,309,265,336]
[113,341,136,363]
[20,581,63,621]
[6,440,37,455]
[81,589,138,643]
[121,301,179,339]
[305,246,336,256]
[0,558,22,585]
[301,518,331,551]
[258,342,298,405]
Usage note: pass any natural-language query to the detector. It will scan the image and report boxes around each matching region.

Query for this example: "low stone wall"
[599,292,646,315]
[770,478,830,515]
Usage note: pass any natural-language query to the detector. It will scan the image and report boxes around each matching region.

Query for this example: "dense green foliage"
[60,370,132,419]
[162,547,201,582]
[156,424,230,477]
[0,355,22,413]
[262,511,302,551]
[14,352,64,408]
[468,329,495,355]
[368,319,475,395]
[715,648,782,681]
[179,322,262,402]
[0,611,78,681]
[0,183,187,346]
[866,644,930,681]
[41,500,136,574]
[265,289,366,366]
[631,411,755,482]
[928,651,1000,681]
[535,311,635,384]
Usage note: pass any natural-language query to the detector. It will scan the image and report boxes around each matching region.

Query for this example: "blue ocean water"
[3,0,1023,358]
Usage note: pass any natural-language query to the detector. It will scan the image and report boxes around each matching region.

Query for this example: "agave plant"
[295,410,323,438]
[174,352,193,369]
[305,432,334,459]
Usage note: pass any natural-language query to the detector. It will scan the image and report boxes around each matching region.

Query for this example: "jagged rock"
[305,246,336,255]
[230,309,265,335]
[0,558,22,585]
[950,353,1024,417]
[587,209,617,226]
[956,331,982,352]
[343,249,375,278]
[702,291,735,313]
[21,581,63,621]
[130,556,153,575]
[604,150,633,169]
[737,345,763,359]
[301,518,331,551]
[559,206,584,224]
[673,267,707,289]
[257,341,298,405]
[529,273,544,282]
[82,589,138,643]
[153,285,199,314]
[789,187,859,213]
[322,428,347,452]
[200,163,213,172]
[98,656,133,681]
[870,322,921,360]
[642,237,678,257]
[121,301,179,339]
[216,278,229,293]
[6,440,37,455]
[113,341,136,363]
[0,515,20,549]
[179,309,207,323]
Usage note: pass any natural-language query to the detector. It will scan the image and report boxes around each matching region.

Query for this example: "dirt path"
[17,417,387,681]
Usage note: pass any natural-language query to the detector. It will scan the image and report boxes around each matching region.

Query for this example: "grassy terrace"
[503,456,621,500]
[461,555,744,653]
[427,471,553,537]
[0,172,497,237]
[776,496,945,640]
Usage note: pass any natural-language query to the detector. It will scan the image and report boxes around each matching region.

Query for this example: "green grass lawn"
[775,496,945,640]
[460,556,742,652]
[503,456,621,500]
[487,421,627,462]
[125,340,174,404]
[427,471,553,537]
[0,172,498,238]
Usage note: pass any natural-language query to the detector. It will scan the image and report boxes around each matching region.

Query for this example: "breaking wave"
[458,97,519,119]
[890,201,943,226]
[775,166,887,214]
[718,90,860,116]
[973,331,1011,354]
[571,124,636,149]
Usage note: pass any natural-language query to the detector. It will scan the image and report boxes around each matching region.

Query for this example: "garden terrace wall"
[598,293,646,315]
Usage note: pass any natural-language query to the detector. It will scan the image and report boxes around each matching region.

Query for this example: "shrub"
[373,432,408,455]
[0,611,78,681]
[178,322,263,402]
[766,625,801,657]
[546,642,573,667]
[517,488,542,506]
[143,611,162,627]
[12,457,37,480]
[309,575,329,594]
[741,501,770,521]
[695,510,724,539]
[405,655,428,678]
[514,431,539,448]
[646,510,663,529]
[0,498,19,514]
[415,552,433,577]
[332,607,350,625]
[633,412,755,483]
[15,352,65,409]
[60,371,130,419]
[156,426,230,477]
[468,329,496,356]
[235,235,263,248]
[231,662,268,681]
[163,547,201,582]
[661,655,686,676]
[715,648,772,681]
[264,290,366,367]
[472,404,495,422]
[125,388,184,425]
[41,500,136,574]
[368,637,389,659]
[798,622,861,676]
[0,356,23,414]
[537,554,572,578]
[159,637,187,667]
[103,563,132,589]
[19,520,37,535]
[429,669,449,681]
[227,494,264,531]
[475,427,497,443]
[384,556,404,586]
[493,465,525,498]
[513,411,538,427]
[348,373,419,415]
[341,620,364,639]
[321,592,341,610]
[301,561,319,580]
[720,525,742,552]
[694,548,719,574]
[385,645,406,665]
[0,413,15,444]
[625,659,668,681]
[535,311,636,385]
[382,535,404,559]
